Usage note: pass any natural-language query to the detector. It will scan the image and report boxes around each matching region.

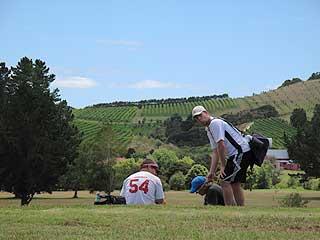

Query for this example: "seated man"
[190,176,225,206]
[120,159,165,205]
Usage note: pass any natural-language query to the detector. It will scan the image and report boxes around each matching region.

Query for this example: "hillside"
[139,79,320,120]
[73,79,320,148]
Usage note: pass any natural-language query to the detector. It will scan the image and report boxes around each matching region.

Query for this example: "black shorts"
[220,150,253,183]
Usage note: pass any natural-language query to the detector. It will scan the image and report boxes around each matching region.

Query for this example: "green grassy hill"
[138,79,320,120]
[74,79,320,122]
[72,79,320,147]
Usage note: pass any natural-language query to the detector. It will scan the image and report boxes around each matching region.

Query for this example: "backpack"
[210,118,270,167]
[94,195,126,205]
[248,133,270,167]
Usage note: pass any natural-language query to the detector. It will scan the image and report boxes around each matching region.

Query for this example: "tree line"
[278,72,320,89]
[90,94,229,108]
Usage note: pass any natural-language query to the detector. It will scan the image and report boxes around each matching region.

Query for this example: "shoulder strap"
[225,131,243,154]
[207,119,243,154]
[215,117,243,135]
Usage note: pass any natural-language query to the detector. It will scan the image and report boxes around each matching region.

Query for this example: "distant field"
[73,106,137,122]
[71,80,320,146]
[73,80,320,122]
[73,117,296,149]
[73,119,133,144]
[0,190,320,240]
[140,79,320,119]
[141,98,238,118]
[246,117,296,149]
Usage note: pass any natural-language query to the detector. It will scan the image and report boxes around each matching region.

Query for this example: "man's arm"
[217,140,227,178]
[207,149,219,181]
[155,179,165,204]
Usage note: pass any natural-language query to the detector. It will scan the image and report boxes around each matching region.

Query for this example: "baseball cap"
[190,176,206,193]
[192,106,207,118]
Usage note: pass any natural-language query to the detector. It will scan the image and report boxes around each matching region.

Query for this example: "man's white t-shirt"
[206,118,250,158]
[120,171,164,205]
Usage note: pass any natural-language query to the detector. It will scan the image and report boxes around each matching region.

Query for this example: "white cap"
[192,105,207,118]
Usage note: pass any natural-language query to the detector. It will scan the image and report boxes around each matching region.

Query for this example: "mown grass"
[0,203,319,240]
[1,191,320,239]
[1,190,320,207]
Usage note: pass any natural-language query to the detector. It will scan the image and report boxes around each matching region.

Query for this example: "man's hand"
[220,166,226,179]
[197,182,212,196]
[206,172,214,182]
[155,199,165,204]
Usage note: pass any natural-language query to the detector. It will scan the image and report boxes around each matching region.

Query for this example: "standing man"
[192,106,253,206]
[120,159,165,205]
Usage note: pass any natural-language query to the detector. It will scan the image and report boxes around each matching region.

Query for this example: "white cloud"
[54,76,97,89]
[128,80,185,89]
[96,39,142,47]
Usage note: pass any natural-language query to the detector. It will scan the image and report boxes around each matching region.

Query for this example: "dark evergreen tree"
[164,113,183,137]
[308,72,320,80]
[290,108,307,129]
[285,105,320,178]
[0,58,81,205]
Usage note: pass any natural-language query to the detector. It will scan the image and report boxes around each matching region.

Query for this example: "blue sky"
[1,0,319,108]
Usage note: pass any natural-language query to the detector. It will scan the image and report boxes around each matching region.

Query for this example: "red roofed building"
[266,149,300,170]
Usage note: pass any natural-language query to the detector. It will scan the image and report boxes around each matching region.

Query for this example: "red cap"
[141,163,159,169]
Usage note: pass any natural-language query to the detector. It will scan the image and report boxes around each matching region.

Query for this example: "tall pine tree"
[0,57,81,205]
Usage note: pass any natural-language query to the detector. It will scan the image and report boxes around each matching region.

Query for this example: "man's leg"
[220,181,235,206]
[231,182,244,206]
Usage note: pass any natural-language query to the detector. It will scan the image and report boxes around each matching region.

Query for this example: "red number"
[129,179,149,194]
[129,179,139,193]
[139,180,149,194]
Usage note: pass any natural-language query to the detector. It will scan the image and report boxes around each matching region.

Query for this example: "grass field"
[0,190,320,240]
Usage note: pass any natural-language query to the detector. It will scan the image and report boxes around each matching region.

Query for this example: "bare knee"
[221,181,231,188]
[231,182,241,189]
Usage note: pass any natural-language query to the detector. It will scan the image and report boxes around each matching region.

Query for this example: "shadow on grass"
[0,197,91,200]
[303,197,320,201]
[0,197,19,200]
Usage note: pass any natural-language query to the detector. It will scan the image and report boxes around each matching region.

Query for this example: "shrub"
[274,181,288,189]
[162,181,170,192]
[169,172,186,191]
[185,164,208,187]
[159,176,170,192]
[150,149,179,180]
[279,193,309,207]
[113,158,141,189]
[304,178,320,190]
[254,162,273,189]
[287,176,300,189]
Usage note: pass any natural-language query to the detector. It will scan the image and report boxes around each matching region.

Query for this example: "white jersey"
[206,118,250,158]
[120,171,164,205]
